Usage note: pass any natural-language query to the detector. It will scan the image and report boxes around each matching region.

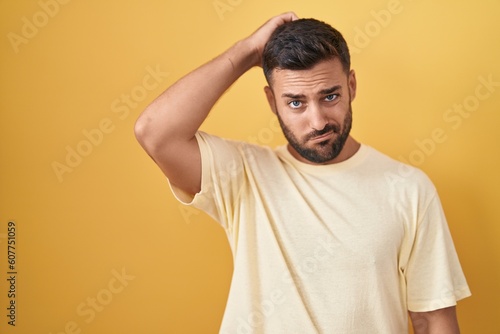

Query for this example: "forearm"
[135,39,257,151]
[410,306,460,334]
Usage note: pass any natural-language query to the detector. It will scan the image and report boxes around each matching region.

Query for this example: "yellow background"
[1,0,499,333]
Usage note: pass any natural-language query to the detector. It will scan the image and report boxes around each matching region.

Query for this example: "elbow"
[134,115,148,147]
[134,113,158,155]
[134,109,175,158]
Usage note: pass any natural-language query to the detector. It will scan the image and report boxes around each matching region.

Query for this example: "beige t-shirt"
[171,131,471,334]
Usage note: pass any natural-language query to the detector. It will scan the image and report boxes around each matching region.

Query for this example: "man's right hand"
[245,12,299,68]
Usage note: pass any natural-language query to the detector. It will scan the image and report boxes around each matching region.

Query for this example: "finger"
[280,11,299,22]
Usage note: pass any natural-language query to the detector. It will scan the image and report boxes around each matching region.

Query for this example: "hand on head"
[245,12,299,68]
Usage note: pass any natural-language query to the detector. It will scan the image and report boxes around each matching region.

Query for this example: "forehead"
[271,58,347,96]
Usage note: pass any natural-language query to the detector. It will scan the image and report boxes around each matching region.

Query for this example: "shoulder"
[195,131,280,165]
[190,133,281,210]
[364,145,437,195]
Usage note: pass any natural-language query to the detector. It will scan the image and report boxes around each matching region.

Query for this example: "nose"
[308,102,328,131]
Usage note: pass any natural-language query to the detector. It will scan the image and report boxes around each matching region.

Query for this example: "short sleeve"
[405,192,471,312]
[169,131,247,230]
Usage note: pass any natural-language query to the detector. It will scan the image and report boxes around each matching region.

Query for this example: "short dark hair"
[262,18,351,85]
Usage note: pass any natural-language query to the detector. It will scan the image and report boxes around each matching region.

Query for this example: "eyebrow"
[319,85,342,95]
[281,85,342,99]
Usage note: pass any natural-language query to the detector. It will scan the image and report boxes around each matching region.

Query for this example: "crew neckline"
[276,143,371,174]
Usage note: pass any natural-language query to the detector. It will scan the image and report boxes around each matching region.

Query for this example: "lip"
[309,131,334,143]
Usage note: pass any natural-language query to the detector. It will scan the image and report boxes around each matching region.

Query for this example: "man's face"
[264,58,357,164]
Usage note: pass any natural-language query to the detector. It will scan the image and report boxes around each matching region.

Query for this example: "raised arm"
[134,12,298,196]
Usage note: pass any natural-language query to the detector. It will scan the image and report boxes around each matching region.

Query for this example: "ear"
[264,86,278,115]
[348,69,357,101]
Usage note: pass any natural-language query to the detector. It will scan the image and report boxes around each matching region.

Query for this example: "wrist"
[225,38,260,74]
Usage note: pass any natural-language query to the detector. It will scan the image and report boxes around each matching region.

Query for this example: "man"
[135,12,471,333]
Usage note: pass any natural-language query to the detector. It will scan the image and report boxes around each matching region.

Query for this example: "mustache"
[305,123,340,141]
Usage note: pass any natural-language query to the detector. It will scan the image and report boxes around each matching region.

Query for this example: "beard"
[277,103,353,164]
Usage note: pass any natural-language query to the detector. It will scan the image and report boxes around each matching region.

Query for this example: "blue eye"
[289,100,302,109]
[325,94,338,101]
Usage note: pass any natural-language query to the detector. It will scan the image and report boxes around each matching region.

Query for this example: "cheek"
[331,101,351,121]
[286,117,312,140]
[279,111,300,128]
